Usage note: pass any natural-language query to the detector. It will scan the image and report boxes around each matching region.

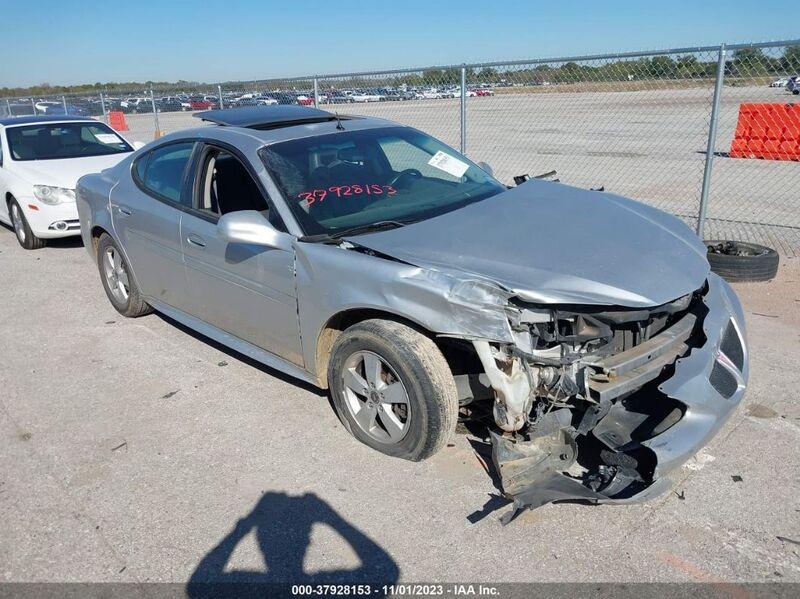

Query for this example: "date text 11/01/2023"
[291,583,500,596]
[296,184,398,205]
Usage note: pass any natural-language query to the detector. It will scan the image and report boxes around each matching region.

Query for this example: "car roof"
[193,105,339,129]
[150,110,404,155]
[0,115,96,127]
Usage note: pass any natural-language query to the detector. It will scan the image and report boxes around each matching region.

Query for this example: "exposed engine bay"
[458,277,747,523]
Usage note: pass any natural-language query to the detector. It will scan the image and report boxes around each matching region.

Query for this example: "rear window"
[6,122,133,161]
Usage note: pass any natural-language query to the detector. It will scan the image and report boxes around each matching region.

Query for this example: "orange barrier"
[108,111,129,132]
[729,103,800,161]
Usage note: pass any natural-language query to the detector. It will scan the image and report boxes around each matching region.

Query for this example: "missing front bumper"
[492,274,748,523]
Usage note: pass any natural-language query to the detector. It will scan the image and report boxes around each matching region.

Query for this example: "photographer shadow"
[187,492,399,598]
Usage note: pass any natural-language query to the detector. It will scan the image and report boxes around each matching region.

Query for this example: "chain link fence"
[3,40,799,255]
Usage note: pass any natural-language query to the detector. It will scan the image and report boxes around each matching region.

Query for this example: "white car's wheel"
[8,198,45,250]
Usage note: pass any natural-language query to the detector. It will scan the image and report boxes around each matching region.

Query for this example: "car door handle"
[186,235,206,248]
[113,204,132,216]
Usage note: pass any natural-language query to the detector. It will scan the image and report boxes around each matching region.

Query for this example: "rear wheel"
[97,233,152,317]
[328,319,458,461]
[9,199,45,250]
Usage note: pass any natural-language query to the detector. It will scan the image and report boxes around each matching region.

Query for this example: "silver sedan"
[77,106,748,518]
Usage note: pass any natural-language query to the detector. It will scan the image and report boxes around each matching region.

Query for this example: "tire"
[8,198,45,250]
[705,240,779,282]
[328,319,458,461]
[96,233,152,317]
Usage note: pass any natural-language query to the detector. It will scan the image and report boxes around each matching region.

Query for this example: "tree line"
[3,46,798,98]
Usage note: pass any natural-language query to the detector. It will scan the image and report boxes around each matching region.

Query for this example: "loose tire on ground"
[328,319,459,462]
[705,240,779,282]
[9,198,46,250]
[96,233,152,317]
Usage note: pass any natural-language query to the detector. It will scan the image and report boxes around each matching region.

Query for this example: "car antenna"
[334,111,345,131]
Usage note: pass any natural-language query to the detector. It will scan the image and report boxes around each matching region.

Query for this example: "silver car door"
[111,141,196,310]
[180,145,302,365]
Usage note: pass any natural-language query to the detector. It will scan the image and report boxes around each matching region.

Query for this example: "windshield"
[6,122,133,161]
[260,126,506,236]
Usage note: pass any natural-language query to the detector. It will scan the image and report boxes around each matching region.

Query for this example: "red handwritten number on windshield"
[297,184,397,205]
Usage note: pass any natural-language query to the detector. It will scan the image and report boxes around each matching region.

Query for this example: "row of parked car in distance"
[3,85,498,119]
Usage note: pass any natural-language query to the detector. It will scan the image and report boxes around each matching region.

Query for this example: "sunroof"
[194,105,338,128]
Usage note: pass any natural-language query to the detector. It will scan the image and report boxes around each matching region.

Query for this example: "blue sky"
[1,0,798,87]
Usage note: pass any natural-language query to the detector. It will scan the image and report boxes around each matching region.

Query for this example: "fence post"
[218,84,224,110]
[697,43,726,238]
[100,92,107,123]
[5,98,10,117]
[150,88,161,139]
[62,95,68,114]
[313,77,319,108]
[460,65,467,154]
[30,98,36,115]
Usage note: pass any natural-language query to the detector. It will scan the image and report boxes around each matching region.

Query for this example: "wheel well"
[90,226,109,255]
[314,308,480,388]
[314,309,420,388]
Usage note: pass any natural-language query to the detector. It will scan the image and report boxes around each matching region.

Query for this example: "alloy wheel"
[341,350,412,444]
[103,247,130,304]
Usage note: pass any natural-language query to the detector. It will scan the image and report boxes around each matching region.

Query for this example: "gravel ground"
[118,85,800,255]
[0,222,798,586]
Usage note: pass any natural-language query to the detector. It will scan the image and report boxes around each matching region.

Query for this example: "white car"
[121,97,149,111]
[420,89,444,100]
[350,91,383,102]
[0,116,142,249]
[770,78,789,88]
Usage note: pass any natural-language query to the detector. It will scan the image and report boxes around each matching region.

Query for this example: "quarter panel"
[77,172,115,259]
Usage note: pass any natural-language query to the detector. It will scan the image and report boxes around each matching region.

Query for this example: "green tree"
[732,47,772,76]
[650,56,677,78]
[477,67,498,83]
[781,45,800,73]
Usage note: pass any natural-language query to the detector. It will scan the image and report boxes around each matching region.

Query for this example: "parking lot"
[1,214,799,584]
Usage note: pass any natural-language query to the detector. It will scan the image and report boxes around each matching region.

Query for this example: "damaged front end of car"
[460,273,748,523]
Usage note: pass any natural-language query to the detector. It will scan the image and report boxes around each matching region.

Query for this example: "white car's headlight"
[33,185,76,205]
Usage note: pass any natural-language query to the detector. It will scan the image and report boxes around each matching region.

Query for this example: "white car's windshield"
[260,126,506,236]
[6,122,133,161]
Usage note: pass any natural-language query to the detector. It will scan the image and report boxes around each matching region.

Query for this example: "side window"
[138,142,194,204]
[198,148,268,216]
[134,151,150,181]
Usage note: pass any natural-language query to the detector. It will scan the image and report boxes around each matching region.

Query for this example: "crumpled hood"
[351,180,710,307]
[12,153,132,189]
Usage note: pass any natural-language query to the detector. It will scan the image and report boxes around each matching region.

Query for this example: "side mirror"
[477,161,494,177]
[217,210,288,249]
[132,141,146,150]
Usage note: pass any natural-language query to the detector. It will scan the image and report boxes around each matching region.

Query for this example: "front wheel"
[9,199,45,250]
[328,319,458,461]
[96,233,152,317]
